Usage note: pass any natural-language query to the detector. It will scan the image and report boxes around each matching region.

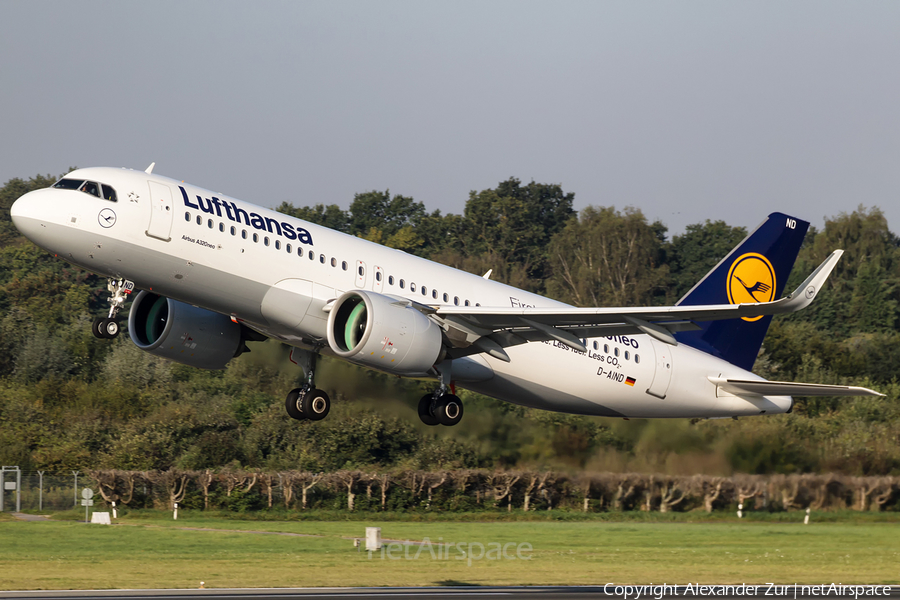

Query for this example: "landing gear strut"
[418,363,463,426]
[285,348,331,422]
[92,278,134,339]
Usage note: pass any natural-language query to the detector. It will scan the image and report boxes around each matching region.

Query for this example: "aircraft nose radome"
[10,191,33,228]
[10,189,51,242]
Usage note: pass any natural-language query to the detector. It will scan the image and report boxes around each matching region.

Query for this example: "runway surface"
[1,586,897,600]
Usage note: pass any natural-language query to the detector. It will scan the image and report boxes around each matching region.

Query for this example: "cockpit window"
[80,181,100,197]
[52,178,117,202]
[53,179,83,190]
[101,184,117,202]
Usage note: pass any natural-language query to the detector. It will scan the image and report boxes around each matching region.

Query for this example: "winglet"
[767,250,843,314]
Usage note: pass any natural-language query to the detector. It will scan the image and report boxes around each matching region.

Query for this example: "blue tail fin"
[674,212,809,371]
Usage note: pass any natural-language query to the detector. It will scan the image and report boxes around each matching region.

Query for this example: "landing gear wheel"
[433,394,464,426]
[417,393,439,426]
[101,318,120,338]
[300,388,330,421]
[93,318,119,339]
[285,388,306,421]
[91,317,104,339]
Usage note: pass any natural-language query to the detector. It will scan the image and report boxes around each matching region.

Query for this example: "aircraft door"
[645,338,674,399]
[356,260,367,288]
[373,265,384,293]
[146,181,174,241]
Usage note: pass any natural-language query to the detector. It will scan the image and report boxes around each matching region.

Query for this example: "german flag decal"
[625,377,636,387]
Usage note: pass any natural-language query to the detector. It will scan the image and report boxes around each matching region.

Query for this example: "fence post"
[38,471,44,511]
[73,471,80,507]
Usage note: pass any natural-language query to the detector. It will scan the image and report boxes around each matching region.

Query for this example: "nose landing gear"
[92,278,134,339]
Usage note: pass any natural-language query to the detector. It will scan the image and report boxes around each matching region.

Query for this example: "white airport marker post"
[174,502,179,520]
[804,507,810,525]
[81,488,94,523]
[737,502,743,519]
[111,500,117,519]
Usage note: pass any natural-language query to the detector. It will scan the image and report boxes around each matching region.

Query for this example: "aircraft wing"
[708,377,884,397]
[428,250,843,361]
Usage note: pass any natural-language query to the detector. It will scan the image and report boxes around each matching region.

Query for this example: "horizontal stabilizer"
[708,377,883,397]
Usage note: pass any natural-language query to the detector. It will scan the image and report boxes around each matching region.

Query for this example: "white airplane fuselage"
[11,167,790,419]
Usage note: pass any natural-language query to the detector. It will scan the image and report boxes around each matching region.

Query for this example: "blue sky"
[2,1,898,235]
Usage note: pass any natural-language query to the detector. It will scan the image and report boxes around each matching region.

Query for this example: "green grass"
[0,515,898,590]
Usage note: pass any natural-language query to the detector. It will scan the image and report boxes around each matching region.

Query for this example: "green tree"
[276,202,349,232]
[667,220,747,301]
[546,206,668,307]
[461,178,575,286]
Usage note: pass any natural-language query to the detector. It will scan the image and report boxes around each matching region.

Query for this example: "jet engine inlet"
[128,290,244,370]
[327,290,443,376]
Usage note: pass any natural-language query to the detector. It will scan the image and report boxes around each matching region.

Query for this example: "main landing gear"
[418,390,464,426]
[285,349,331,422]
[418,364,463,426]
[92,278,134,339]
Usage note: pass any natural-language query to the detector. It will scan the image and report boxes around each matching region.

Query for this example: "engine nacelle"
[128,290,244,370]
[326,290,443,376]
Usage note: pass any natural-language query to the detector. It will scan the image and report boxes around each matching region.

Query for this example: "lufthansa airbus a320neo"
[10,165,880,426]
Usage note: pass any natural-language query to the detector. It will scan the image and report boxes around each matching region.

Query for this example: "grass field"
[1,513,898,590]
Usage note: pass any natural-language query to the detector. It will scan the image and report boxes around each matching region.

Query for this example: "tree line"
[0,172,898,479]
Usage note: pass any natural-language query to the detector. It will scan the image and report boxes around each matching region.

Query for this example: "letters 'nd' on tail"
[675,213,809,371]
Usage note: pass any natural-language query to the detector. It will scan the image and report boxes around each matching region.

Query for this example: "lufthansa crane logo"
[726,253,776,322]
[98,208,117,228]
